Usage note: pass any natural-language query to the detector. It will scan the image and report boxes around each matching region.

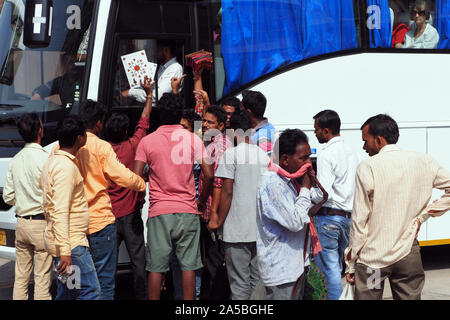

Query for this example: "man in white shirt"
[2,113,53,300]
[127,40,183,104]
[310,110,359,300]
[345,114,450,300]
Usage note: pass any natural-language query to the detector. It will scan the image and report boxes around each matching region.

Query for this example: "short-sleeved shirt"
[135,124,207,218]
[250,119,276,153]
[215,143,270,243]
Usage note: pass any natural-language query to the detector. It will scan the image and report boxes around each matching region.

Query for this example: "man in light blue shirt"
[242,90,276,154]
[256,129,313,300]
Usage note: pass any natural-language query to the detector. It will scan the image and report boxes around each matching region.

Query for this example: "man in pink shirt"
[133,92,214,300]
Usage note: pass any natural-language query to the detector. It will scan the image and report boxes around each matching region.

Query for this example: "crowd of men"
[3,59,450,301]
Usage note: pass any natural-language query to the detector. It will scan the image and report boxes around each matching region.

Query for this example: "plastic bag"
[339,282,355,300]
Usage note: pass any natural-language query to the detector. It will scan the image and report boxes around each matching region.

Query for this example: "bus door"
[98,0,214,135]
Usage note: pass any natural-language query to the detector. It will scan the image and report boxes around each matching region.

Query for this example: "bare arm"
[208,179,233,230]
[198,161,214,213]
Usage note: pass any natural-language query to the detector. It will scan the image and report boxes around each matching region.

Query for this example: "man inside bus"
[397,0,439,49]
[123,40,184,104]
[345,114,450,300]
[30,53,81,106]
[242,90,276,155]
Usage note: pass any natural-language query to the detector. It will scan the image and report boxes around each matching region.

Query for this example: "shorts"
[146,213,202,273]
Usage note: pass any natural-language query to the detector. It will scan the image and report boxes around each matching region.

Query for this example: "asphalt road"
[1,245,450,300]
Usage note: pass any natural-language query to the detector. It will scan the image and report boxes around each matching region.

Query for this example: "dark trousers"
[354,240,425,300]
[116,211,147,300]
[199,220,231,300]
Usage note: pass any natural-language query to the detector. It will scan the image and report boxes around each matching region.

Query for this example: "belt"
[317,207,351,218]
[16,214,46,220]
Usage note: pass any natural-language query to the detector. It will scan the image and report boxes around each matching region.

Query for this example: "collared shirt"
[108,117,149,218]
[256,171,311,287]
[41,150,89,257]
[345,144,450,272]
[75,132,146,234]
[199,131,233,222]
[403,23,439,49]
[135,125,208,218]
[2,143,48,217]
[310,136,360,212]
[250,118,276,153]
[154,57,183,100]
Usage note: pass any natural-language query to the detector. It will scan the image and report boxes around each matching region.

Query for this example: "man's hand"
[30,93,42,101]
[193,90,211,107]
[171,74,187,94]
[208,211,220,231]
[57,255,72,275]
[140,76,154,97]
[192,66,204,81]
[345,272,355,284]
[301,173,312,189]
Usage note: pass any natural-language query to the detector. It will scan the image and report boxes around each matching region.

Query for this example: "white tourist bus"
[1,0,449,265]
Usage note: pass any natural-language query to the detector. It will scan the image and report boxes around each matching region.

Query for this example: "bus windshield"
[0,0,93,157]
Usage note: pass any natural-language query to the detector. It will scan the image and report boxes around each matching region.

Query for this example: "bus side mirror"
[23,0,53,48]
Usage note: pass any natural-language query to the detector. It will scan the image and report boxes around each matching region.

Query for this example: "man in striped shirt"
[345,114,450,300]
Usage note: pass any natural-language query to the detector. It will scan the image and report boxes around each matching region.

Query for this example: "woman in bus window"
[399,0,439,49]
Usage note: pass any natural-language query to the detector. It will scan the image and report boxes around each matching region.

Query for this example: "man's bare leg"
[182,270,196,300]
[148,272,163,300]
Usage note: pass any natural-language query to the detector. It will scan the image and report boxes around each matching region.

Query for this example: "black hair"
[104,113,130,143]
[242,90,267,119]
[158,92,185,125]
[57,115,86,149]
[230,110,252,132]
[361,114,400,144]
[221,97,241,111]
[78,99,108,129]
[181,109,201,130]
[157,39,177,56]
[17,112,42,143]
[274,129,309,161]
[313,109,341,135]
[205,105,227,127]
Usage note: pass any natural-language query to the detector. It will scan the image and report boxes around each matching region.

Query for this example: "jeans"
[116,211,147,300]
[313,214,350,300]
[55,246,101,300]
[170,250,202,300]
[87,223,117,300]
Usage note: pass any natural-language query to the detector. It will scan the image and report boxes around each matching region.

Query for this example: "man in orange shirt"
[77,100,146,300]
[42,115,101,300]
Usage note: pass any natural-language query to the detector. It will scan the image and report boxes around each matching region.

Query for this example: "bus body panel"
[247,52,450,245]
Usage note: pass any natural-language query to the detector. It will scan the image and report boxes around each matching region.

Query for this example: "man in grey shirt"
[209,110,270,300]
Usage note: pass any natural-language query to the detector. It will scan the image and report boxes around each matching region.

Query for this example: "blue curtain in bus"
[367,0,392,48]
[221,0,303,96]
[221,0,358,95]
[300,0,358,60]
[435,0,450,49]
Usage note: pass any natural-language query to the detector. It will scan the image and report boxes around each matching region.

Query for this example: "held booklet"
[121,50,157,89]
